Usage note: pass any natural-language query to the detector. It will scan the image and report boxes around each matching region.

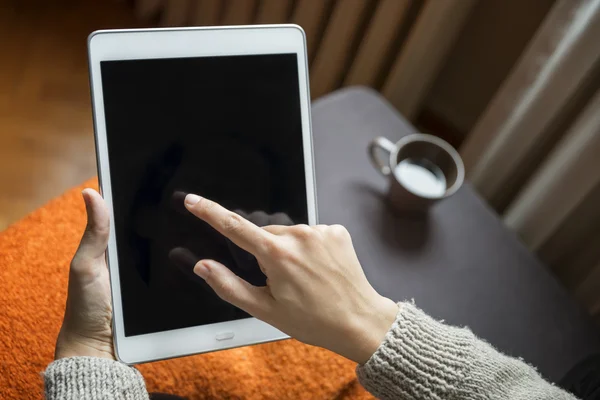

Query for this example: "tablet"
[87,26,317,364]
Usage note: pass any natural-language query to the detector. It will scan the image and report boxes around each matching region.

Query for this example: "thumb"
[77,188,110,260]
[194,259,273,319]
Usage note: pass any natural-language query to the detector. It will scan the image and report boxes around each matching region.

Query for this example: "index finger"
[184,194,273,254]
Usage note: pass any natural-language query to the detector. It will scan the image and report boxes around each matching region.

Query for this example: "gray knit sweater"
[44,303,577,399]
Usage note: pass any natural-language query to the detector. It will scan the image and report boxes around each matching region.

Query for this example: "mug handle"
[368,137,395,176]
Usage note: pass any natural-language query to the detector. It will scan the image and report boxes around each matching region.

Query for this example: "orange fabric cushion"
[0,178,372,399]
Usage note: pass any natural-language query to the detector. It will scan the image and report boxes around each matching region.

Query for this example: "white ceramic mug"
[369,133,465,212]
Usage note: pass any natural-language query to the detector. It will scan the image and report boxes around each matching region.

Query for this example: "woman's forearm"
[356,302,577,400]
[44,357,149,400]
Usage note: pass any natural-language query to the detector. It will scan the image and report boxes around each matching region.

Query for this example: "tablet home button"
[215,331,235,341]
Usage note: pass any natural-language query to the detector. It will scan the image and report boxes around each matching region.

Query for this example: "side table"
[311,86,600,382]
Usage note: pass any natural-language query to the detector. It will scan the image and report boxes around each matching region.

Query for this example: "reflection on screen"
[100,54,307,336]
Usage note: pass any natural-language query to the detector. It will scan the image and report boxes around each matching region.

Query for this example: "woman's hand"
[184,194,398,364]
[55,189,115,360]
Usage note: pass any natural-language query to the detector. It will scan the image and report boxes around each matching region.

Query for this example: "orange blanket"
[0,178,371,399]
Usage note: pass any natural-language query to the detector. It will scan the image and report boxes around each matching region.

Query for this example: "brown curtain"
[132,0,476,106]
[460,0,600,321]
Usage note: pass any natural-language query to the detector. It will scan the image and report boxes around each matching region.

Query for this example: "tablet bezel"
[87,25,317,364]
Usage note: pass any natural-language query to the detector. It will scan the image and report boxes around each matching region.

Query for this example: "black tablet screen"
[99,54,308,337]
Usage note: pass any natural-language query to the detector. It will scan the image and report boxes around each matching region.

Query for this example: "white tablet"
[87,26,317,364]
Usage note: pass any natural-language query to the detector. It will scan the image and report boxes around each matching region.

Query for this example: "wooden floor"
[0,1,143,230]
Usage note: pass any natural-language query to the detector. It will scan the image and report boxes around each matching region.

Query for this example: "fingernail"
[185,194,201,207]
[194,261,211,279]
[82,190,91,209]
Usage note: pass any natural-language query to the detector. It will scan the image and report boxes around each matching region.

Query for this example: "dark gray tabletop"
[311,87,600,382]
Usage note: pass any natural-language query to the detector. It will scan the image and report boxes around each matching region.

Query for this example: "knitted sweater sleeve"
[356,302,577,400]
[44,304,578,400]
[44,356,149,400]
